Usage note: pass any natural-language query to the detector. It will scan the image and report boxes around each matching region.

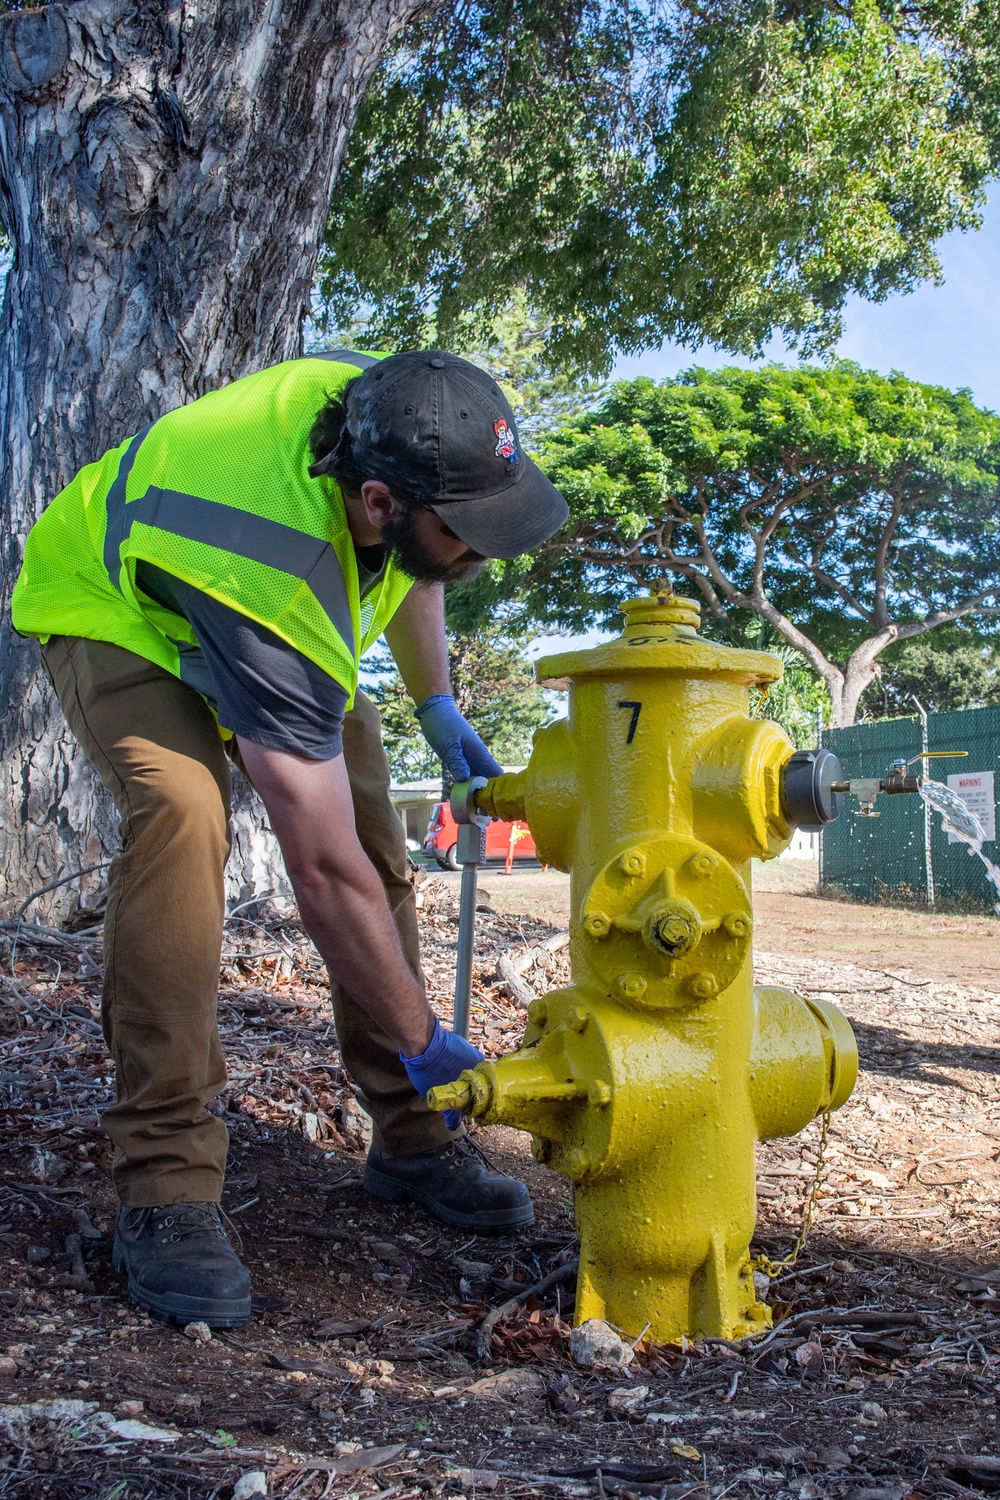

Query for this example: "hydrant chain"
[752,1109,833,1280]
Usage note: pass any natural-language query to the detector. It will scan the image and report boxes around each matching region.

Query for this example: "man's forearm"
[289,859,434,1057]
[235,736,435,1058]
[383,582,450,704]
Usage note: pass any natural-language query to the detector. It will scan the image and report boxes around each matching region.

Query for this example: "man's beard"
[381,507,487,584]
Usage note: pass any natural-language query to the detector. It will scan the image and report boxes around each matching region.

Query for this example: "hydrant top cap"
[620,594,701,634]
[534,592,784,688]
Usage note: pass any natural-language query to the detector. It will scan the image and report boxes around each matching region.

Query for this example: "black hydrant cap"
[781,748,844,830]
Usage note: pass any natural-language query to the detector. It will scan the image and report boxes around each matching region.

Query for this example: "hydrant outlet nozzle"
[781,747,844,831]
[427,1069,492,1118]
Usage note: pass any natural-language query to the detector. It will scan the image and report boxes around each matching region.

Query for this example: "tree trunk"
[816,666,853,728]
[0,0,434,920]
[837,665,877,729]
[812,663,876,728]
[751,595,876,729]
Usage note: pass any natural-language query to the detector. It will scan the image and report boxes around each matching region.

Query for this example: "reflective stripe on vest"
[311,347,381,369]
[105,475,355,656]
[102,352,371,656]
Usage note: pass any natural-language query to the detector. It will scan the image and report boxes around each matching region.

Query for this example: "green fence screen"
[820,707,1000,910]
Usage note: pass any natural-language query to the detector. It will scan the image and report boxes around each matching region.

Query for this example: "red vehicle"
[423,801,537,870]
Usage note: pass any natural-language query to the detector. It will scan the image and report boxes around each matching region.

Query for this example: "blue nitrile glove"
[401,1016,485,1130]
[415,694,503,782]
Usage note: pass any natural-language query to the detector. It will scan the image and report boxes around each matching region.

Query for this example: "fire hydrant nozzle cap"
[427,1078,473,1115]
[427,1068,492,1118]
[781,748,844,831]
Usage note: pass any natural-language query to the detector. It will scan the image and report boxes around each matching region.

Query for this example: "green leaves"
[871,630,1000,715]
[471,362,1000,720]
[320,0,991,372]
[530,362,1000,628]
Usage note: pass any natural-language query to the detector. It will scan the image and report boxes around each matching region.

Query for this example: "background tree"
[367,632,552,785]
[4,0,1000,913]
[319,293,608,436]
[320,0,994,370]
[466,364,1000,727]
[865,629,1000,717]
[707,610,830,746]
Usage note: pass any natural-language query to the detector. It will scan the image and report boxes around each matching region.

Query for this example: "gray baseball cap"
[317,350,569,560]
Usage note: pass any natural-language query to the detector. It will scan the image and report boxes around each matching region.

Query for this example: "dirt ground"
[3,870,1000,1499]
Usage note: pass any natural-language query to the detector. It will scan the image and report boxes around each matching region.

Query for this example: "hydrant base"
[574,1184,773,1344]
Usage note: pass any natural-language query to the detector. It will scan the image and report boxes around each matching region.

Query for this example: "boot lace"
[146,1203,227,1246]
[445,1134,499,1174]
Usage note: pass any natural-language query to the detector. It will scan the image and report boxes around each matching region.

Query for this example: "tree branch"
[871,481,907,630]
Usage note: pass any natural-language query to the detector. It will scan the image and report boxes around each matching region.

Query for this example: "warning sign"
[946,770,996,843]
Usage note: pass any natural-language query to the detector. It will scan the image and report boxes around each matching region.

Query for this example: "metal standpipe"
[450,777,489,1041]
[911,694,935,908]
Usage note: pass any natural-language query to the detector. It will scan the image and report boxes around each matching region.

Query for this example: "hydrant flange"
[582,833,753,1010]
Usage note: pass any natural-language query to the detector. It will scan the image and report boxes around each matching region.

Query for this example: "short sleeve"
[136,564,349,759]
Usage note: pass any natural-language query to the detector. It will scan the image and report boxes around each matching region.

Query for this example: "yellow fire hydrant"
[428,593,857,1344]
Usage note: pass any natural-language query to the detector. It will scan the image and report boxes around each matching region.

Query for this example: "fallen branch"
[71,1207,102,1241]
[475,1256,579,1364]
[495,931,569,1006]
[793,1309,926,1330]
[496,954,535,1007]
[0,919,101,948]
[274,1443,405,1479]
[50,1232,94,1293]
[854,1247,1000,1289]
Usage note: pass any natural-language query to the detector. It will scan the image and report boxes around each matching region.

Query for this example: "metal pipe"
[816,708,825,887]
[453,821,484,1040]
[449,778,490,1041]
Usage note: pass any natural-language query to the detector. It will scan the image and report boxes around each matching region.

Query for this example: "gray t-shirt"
[135,551,386,759]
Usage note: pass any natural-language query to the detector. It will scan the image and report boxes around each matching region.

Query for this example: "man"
[11,348,568,1328]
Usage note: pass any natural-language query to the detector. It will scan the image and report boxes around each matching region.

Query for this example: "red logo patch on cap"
[493,419,519,465]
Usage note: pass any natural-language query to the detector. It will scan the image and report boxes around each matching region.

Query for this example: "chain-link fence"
[820,706,1000,909]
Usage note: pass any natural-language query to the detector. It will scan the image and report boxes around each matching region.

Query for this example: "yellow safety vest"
[12,352,413,714]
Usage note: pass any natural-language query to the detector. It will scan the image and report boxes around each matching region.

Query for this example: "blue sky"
[611,192,1000,412]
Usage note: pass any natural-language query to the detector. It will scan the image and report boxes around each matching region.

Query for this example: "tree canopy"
[460,362,1000,725]
[319,0,998,373]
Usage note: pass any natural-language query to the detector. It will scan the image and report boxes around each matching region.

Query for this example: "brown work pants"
[41,635,449,1207]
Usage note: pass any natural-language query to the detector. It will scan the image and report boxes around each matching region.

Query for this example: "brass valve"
[829,751,966,817]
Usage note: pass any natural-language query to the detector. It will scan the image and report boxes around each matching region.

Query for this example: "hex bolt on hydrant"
[428,592,875,1345]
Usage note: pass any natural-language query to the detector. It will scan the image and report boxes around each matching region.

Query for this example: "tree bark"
[0,0,435,920]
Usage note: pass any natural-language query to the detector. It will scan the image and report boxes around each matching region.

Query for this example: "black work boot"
[363,1136,534,1233]
[112,1203,252,1327]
